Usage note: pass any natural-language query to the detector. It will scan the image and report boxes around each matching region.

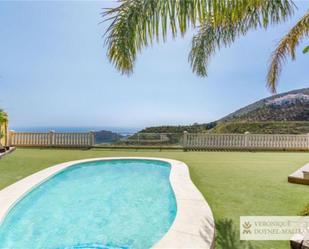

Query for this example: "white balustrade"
[9,130,94,147]
[183,132,309,151]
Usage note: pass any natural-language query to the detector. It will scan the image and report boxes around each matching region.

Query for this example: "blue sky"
[0,1,308,130]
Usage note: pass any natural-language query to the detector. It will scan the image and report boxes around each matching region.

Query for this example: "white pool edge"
[0,157,215,249]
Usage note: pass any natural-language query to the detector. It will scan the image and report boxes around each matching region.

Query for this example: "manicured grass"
[1,148,309,249]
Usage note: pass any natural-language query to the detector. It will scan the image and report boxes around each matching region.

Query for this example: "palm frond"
[189,0,295,77]
[103,0,295,76]
[0,110,7,124]
[103,0,205,75]
[267,10,309,93]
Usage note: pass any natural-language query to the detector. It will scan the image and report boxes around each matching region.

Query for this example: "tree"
[0,109,7,124]
[103,0,294,81]
[267,10,309,93]
[0,110,7,142]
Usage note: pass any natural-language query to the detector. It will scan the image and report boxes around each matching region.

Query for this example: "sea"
[10,127,139,136]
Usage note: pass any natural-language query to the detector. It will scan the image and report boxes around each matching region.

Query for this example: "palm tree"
[267,10,309,93]
[0,109,7,124]
[103,0,295,80]
[0,110,7,145]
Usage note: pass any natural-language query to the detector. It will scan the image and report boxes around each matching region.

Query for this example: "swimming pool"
[0,159,177,249]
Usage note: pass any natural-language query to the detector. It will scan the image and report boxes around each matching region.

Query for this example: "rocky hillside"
[141,88,309,134]
[220,88,309,122]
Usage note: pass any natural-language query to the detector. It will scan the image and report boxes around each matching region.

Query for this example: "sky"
[0,1,308,131]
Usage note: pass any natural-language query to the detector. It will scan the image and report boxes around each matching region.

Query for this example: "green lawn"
[1,148,309,249]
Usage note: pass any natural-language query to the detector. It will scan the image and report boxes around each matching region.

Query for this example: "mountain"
[220,88,309,122]
[141,88,309,134]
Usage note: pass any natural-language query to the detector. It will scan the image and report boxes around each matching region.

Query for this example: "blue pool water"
[0,159,177,249]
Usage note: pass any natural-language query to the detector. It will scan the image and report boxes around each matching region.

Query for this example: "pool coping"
[0,157,215,249]
[288,162,309,185]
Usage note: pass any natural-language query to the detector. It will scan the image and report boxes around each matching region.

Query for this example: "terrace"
[1,148,308,249]
[1,1,308,248]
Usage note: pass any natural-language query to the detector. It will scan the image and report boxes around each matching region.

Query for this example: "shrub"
[299,204,309,216]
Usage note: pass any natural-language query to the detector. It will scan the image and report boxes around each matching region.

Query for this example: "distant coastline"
[10,127,139,136]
